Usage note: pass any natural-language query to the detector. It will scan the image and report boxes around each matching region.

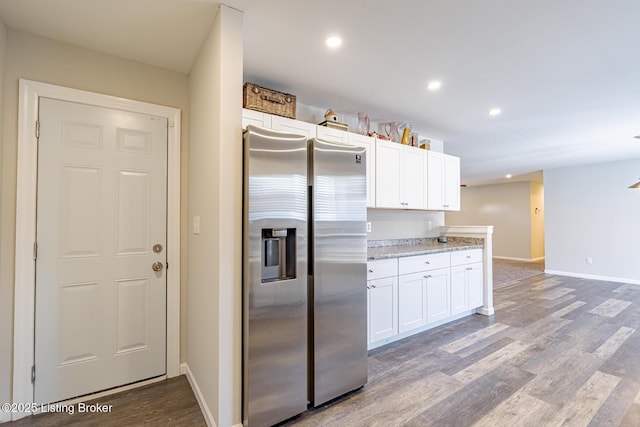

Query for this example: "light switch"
[367,222,372,233]
[193,216,200,235]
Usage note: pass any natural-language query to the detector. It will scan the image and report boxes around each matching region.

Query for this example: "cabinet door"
[349,134,376,208]
[368,276,398,343]
[401,146,425,209]
[398,272,427,333]
[450,265,468,315]
[467,262,484,309]
[271,115,316,139]
[375,140,402,208]
[426,151,445,210]
[444,154,460,211]
[242,108,271,129]
[316,126,349,144]
[426,267,451,323]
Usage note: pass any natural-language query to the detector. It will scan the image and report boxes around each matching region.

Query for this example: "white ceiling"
[2,0,640,185]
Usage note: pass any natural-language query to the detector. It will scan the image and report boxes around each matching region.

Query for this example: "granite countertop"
[367,237,484,260]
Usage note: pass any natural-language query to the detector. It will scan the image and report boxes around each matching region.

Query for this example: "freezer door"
[310,138,368,406]
[243,126,308,427]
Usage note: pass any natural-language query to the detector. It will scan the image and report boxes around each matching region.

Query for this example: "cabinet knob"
[425,261,430,264]
[466,255,471,258]
[466,267,473,271]
[368,269,374,273]
[425,275,432,278]
[371,284,377,288]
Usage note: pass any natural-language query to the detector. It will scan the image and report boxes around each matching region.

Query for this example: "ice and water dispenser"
[261,228,296,283]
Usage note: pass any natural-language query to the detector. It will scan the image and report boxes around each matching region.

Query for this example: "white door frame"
[13,79,181,414]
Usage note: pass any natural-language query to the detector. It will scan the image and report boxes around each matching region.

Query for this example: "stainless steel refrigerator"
[243,125,368,427]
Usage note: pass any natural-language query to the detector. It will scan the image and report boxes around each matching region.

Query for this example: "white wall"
[0,29,189,419]
[545,159,640,283]
[367,209,444,240]
[445,181,540,260]
[0,16,9,422]
[187,5,243,426]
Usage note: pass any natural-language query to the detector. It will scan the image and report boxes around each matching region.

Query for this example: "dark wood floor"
[5,376,206,426]
[8,274,640,426]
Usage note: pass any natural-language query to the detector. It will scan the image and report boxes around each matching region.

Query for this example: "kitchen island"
[366,226,494,350]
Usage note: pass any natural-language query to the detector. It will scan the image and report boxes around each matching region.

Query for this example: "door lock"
[152,262,164,272]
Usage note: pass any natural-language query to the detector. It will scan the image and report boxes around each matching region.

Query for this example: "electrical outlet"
[586,257,593,265]
[367,222,372,233]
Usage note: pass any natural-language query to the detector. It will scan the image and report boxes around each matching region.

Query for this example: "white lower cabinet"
[368,276,398,343]
[368,248,485,350]
[398,272,427,333]
[451,249,484,314]
[367,259,398,346]
[426,267,451,323]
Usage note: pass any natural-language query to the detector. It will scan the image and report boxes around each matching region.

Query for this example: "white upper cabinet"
[375,140,402,208]
[242,108,272,129]
[426,151,460,211]
[242,108,460,212]
[375,140,425,209]
[348,133,376,208]
[271,115,317,139]
[444,154,460,211]
[316,126,349,144]
[401,146,425,209]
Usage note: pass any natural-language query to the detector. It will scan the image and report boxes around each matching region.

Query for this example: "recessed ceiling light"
[489,108,502,116]
[427,81,442,91]
[505,174,512,179]
[325,36,342,48]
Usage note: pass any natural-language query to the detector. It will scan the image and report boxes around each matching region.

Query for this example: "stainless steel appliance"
[243,126,368,427]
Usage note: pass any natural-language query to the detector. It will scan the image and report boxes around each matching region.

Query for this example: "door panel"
[35,98,168,403]
[398,273,427,333]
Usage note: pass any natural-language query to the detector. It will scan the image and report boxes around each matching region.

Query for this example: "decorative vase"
[356,112,370,135]
[384,122,400,143]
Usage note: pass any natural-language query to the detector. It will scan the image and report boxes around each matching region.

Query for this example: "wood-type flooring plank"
[11,272,640,427]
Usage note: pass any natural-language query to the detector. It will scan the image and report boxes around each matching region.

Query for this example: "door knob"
[152,262,164,272]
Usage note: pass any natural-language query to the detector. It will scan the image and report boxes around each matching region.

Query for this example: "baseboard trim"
[477,307,495,316]
[494,256,545,262]
[181,363,217,427]
[1,411,11,423]
[545,270,640,286]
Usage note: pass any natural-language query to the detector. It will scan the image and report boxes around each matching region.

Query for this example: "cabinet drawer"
[451,249,483,266]
[367,258,398,280]
[399,252,450,274]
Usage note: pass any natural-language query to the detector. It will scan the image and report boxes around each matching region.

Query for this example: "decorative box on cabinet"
[367,259,398,345]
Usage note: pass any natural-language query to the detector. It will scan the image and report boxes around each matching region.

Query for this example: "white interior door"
[35,98,168,403]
